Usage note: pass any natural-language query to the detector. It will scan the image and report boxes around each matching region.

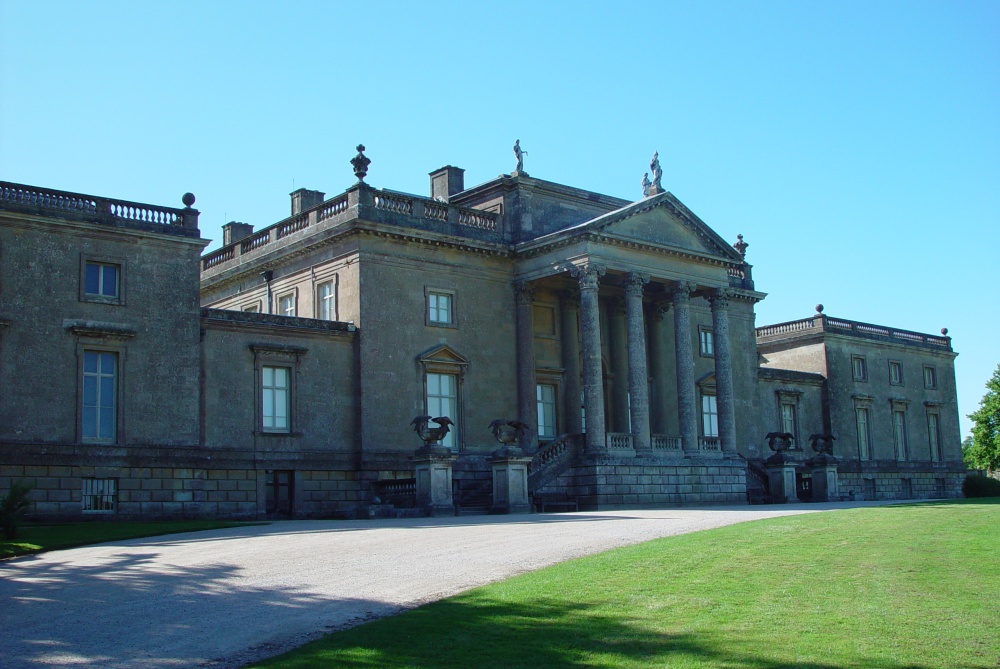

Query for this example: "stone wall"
[838,463,965,501]
[4,462,379,521]
[296,469,363,518]
[559,455,748,509]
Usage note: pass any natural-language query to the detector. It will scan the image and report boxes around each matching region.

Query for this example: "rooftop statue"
[513,139,527,173]
[641,172,651,198]
[650,151,663,190]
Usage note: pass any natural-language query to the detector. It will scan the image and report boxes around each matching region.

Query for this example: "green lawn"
[1,520,261,559]
[251,500,1000,669]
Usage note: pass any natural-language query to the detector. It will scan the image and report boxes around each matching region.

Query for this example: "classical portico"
[515,268,745,459]
[512,190,761,469]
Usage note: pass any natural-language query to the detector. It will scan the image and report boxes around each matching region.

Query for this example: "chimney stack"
[290,188,326,215]
[222,221,255,246]
[429,166,465,202]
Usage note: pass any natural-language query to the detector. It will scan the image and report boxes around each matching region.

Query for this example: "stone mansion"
[0,150,966,519]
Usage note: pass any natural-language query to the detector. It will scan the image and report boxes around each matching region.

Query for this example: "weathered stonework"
[0,168,967,521]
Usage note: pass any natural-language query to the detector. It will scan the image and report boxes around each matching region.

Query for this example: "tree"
[965,364,1000,472]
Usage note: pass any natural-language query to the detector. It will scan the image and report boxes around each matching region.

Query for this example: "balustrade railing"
[2,181,194,233]
[727,263,754,289]
[276,213,309,239]
[699,436,721,451]
[457,208,497,231]
[317,194,350,221]
[374,192,413,215]
[424,201,448,222]
[532,434,577,470]
[202,246,235,269]
[755,314,950,350]
[607,432,634,449]
[755,318,822,338]
[201,185,503,273]
[240,230,272,254]
[651,434,682,451]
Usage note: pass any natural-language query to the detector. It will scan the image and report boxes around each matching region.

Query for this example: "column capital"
[558,288,580,310]
[568,263,606,290]
[513,281,536,305]
[623,272,650,297]
[709,288,732,311]
[671,280,696,305]
[649,301,671,320]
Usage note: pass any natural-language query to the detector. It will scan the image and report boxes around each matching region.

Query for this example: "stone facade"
[0,164,967,520]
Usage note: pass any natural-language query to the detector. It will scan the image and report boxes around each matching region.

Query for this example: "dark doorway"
[796,473,813,502]
[265,470,294,518]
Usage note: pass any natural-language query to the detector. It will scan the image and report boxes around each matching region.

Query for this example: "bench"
[533,493,579,513]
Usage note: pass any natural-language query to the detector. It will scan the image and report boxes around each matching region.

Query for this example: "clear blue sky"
[2,1,997,438]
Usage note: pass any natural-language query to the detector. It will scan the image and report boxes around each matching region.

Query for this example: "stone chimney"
[429,166,465,202]
[222,221,255,246]
[290,188,325,215]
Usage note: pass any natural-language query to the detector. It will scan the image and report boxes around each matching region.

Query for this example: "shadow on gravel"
[0,551,396,669]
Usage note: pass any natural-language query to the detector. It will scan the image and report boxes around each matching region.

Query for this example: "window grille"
[82,478,117,513]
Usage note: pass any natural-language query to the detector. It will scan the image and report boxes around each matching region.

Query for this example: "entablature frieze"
[201,223,513,295]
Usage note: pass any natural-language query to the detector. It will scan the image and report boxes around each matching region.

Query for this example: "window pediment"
[417,344,469,367]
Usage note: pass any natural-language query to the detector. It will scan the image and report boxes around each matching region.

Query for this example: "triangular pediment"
[417,344,469,366]
[555,192,743,262]
[597,194,742,261]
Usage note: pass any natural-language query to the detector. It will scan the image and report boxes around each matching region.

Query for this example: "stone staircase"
[745,458,772,504]
[528,433,583,494]
[453,478,492,515]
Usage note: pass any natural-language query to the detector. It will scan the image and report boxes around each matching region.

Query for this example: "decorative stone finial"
[941,327,949,336]
[182,192,196,208]
[351,144,371,182]
[815,304,824,314]
[733,233,749,258]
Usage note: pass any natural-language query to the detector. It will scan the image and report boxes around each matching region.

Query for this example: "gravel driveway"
[1,502,886,668]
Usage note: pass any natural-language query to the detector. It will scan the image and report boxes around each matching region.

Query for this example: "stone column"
[710,289,737,454]
[570,264,606,452]
[624,273,651,452]
[559,289,583,434]
[607,297,629,433]
[648,303,670,435]
[673,281,698,455]
[514,281,537,451]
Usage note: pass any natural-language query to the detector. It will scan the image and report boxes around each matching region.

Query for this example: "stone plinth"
[810,464,839,502]
[766,456,799,503]
[488,449,533,514]
[413,447,457,517]
[807,452,839,502]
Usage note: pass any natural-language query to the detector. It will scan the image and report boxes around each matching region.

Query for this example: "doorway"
[795,473,813,502]
[265,470,294,518]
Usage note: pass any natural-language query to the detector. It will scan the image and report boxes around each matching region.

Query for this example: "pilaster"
[514,281,537,451]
